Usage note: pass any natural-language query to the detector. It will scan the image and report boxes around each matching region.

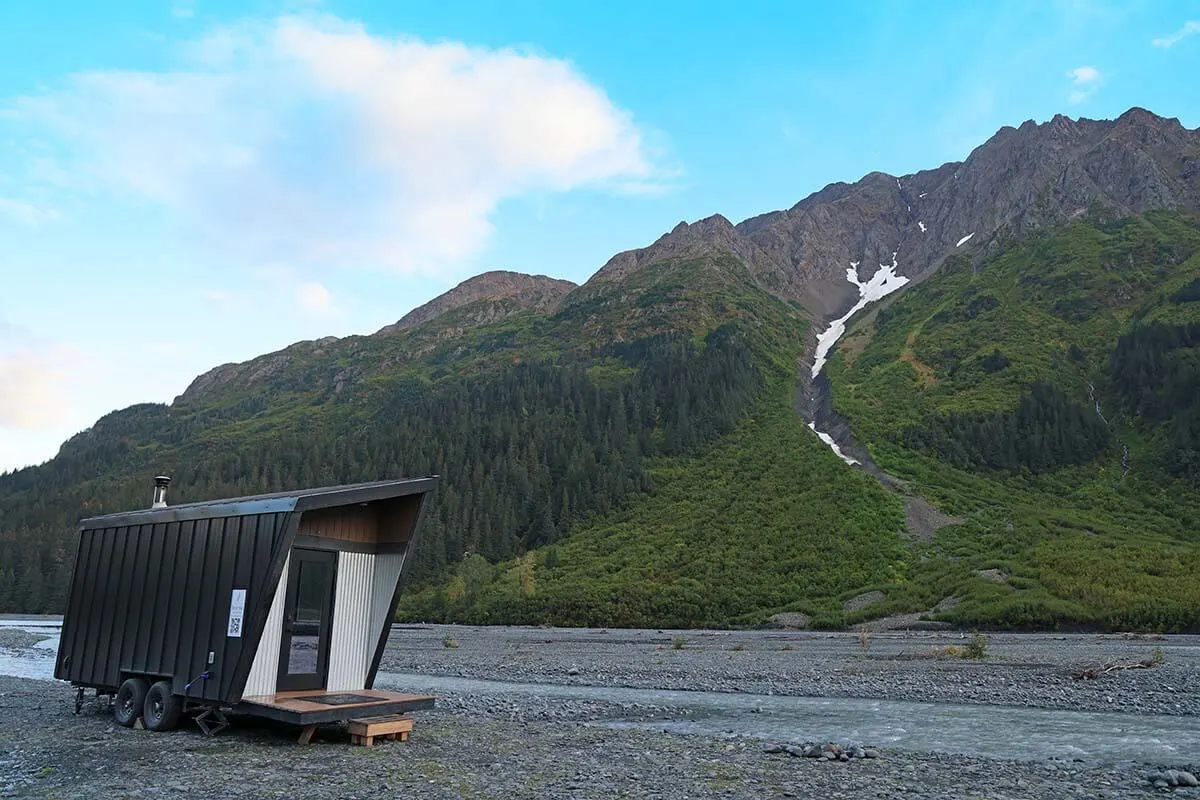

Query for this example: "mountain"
[1,108,1198,631]
[597,107,1200,317]
[378,271,578,334]
[179,270,578,405]
[391,209,1200,630]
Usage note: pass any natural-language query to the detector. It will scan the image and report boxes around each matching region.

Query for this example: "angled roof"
[79,477,439,530]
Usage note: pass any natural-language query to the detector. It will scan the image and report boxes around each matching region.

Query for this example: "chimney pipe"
[152,475,171,509]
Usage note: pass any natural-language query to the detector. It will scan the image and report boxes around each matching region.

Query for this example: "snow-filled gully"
[808,253,909,465]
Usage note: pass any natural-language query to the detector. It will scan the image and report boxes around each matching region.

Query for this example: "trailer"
[54,476,439,739]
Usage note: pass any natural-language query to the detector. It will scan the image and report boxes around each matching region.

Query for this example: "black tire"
[143,680,182,732]
[114,678,149,727]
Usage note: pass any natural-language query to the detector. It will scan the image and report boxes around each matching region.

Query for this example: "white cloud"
[1066,65,1102,104]
[1067,65,1101,84]
[0,197,60,225]
[296,281,334,313]
[7,14,660,275]
[1152,20,1200,48]
[0,344,81,430]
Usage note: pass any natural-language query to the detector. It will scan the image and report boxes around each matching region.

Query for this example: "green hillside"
[395,388,909,629]
[0,253,824,611]
[825,211,1200,630]
[397,212,1200,632]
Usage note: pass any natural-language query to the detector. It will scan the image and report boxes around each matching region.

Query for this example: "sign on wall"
[227,588,247,637]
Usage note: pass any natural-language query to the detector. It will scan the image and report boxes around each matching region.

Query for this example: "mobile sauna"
[55,476,438,739]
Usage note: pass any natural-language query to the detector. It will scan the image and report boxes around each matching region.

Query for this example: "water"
[0,617,63,681]
[376,671,1198,764]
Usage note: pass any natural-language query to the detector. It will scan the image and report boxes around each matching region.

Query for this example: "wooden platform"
[236,688,436,727]
[348,714,413,746]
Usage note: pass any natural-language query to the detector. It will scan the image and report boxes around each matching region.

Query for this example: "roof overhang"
[78,477,439,530]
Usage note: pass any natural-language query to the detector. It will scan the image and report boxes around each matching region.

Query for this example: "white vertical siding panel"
[369,551,408,667]
[326,552,374,692]
[242,555,289,699]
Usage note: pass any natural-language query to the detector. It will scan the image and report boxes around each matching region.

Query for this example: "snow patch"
[808,422,860,466]
[896,178,902,189]
[811,252,910,379]
[806,252,910,466]
[918,192,927,198]
[918,221,927,233]
[956,232,975,247]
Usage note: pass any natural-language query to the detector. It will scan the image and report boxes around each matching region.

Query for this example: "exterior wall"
[55,511,293,703]
[242,554,289,698]
[325,552,375,692]
[370,551,408,653]
[242,546,408,697]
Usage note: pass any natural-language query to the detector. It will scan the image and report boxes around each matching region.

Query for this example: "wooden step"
[347,714,414,747]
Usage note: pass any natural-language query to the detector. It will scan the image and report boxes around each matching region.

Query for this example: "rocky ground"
[1,624,1198,799]
[380,625,1200,717]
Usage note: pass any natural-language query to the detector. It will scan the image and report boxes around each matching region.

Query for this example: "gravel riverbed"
[380,625,1200,717]
[2,624,1198,799]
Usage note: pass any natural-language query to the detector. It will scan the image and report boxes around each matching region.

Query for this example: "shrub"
[926,634,988,660]
[963,633,989,659]
[857,625,872,651]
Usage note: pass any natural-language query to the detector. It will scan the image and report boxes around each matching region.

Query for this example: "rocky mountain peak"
[178,270,577,405]
[587,107,1200,320]
[378,270,578,335]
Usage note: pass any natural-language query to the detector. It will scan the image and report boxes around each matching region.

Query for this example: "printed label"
[227,588,247,637]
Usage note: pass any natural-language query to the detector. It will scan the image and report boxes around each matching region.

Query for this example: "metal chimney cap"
[151,475,171,509]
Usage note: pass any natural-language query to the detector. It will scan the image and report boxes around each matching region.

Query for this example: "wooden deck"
[236,688,436,727]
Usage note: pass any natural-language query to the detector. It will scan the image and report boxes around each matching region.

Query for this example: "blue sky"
[1,0,1198,471]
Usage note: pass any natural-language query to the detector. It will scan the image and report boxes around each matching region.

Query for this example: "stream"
[0,617,62,681]
[375,671,1198,765]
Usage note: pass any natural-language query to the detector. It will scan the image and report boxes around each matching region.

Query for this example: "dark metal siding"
[55,511,294,704]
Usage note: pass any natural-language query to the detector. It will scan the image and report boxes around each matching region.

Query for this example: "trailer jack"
[194,707,231,737]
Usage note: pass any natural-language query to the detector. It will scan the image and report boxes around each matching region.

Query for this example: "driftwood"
[1071,651,1164,680]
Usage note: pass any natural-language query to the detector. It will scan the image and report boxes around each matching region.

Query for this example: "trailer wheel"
[114,678,148,727]
[143,681,182,732]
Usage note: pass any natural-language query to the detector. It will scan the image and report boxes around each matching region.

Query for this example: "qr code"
[228,617,242,636]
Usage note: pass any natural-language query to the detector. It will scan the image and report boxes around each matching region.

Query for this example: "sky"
[1,0,1198,472]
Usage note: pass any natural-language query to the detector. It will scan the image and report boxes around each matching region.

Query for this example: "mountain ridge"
[177,270,578,405]
[170,106,1200,423]
[176,107,1199,407]
[595,106,1200,317]
[378,270,578,334]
